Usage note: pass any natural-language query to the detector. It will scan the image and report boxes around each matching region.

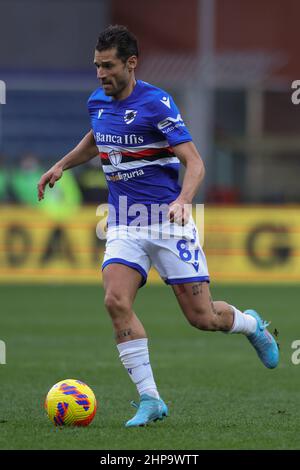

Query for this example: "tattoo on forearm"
[115,329,133,340]
[192,283,203,296]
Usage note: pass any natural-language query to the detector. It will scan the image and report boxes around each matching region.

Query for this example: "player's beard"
[103,75,129,98]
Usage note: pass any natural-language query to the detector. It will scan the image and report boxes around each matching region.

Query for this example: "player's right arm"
[37,129,98,201]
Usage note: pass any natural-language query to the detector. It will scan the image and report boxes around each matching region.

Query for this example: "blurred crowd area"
[0,0,299,206]
[0,152,107,206]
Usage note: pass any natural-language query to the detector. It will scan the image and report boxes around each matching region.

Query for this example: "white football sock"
[229,305,257,335]
[117,338,160,399]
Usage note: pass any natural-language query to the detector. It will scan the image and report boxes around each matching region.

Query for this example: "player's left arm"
[169,141,205,225]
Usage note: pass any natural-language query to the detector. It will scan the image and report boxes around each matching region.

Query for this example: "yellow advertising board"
[204,206,299,283]
[0,205,299,284]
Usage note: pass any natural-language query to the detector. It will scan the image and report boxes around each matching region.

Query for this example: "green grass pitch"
[0,283,299,450]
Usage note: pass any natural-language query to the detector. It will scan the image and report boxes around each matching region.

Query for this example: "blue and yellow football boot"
[125,394,168,427]
[245,309,279,369]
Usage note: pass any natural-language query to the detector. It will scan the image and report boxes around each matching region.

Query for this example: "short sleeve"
[150,93,193,146]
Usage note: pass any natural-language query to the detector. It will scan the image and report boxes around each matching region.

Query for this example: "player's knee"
[104,291,131,317]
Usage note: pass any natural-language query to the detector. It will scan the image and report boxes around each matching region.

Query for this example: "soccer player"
[37,25,279,427]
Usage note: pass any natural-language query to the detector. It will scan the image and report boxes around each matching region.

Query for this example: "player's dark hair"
[96,25,139,62]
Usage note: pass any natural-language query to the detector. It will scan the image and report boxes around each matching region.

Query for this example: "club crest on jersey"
[124,109,137,124]
[108,149,123,167]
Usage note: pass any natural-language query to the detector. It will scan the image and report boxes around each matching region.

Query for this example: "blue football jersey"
[87,79,192,225]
